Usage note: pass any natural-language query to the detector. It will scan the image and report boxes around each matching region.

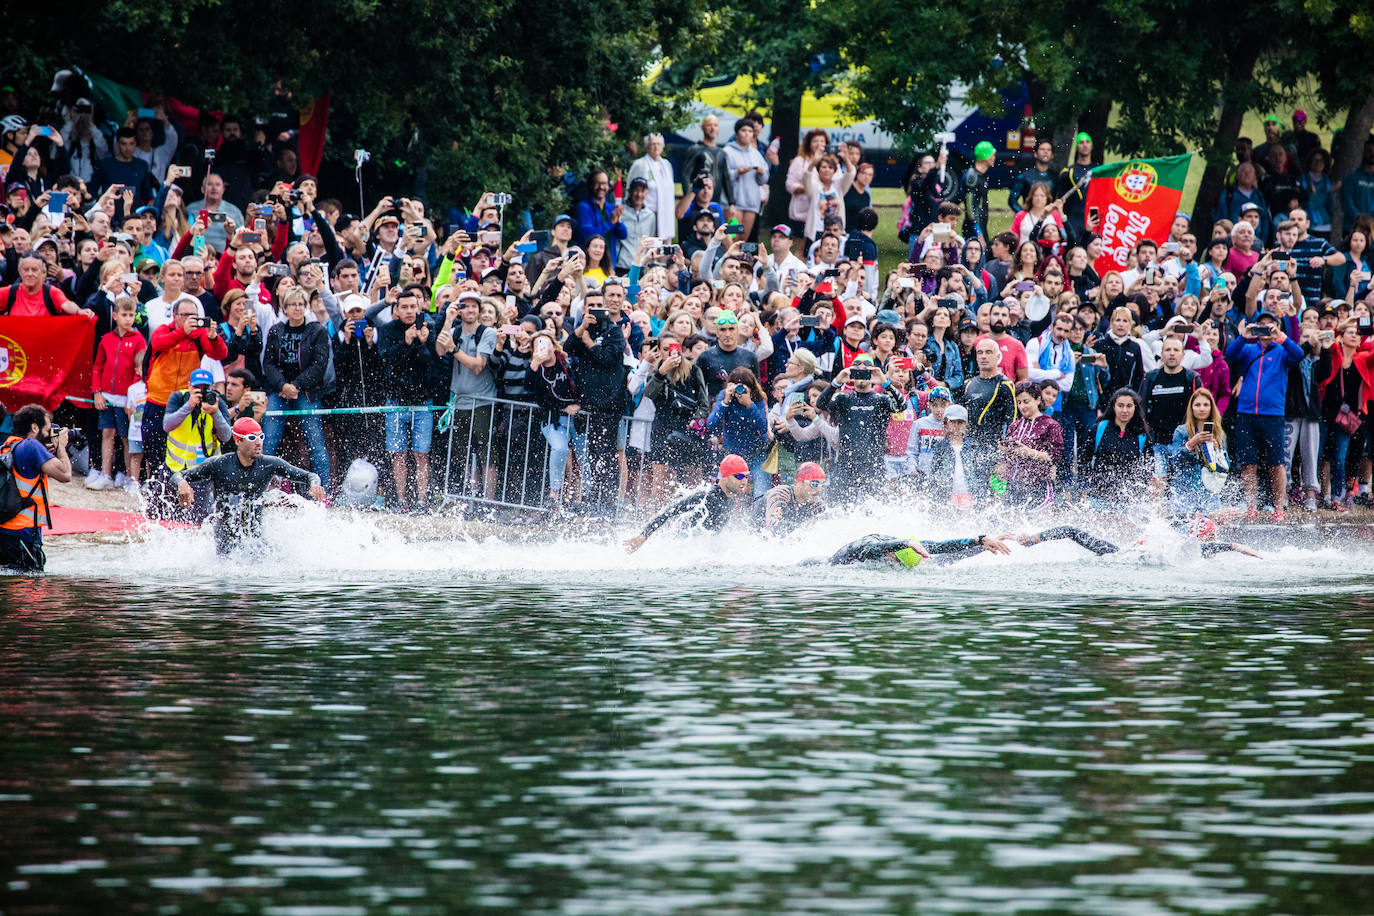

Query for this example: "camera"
[691,171,710,192]
[732,384,748,396]
[268,263,291,277]
[655,245,677,257]
[50,426,87,454]
[849,367,872,381]
[201,390,218,408]
[490,193,513,206]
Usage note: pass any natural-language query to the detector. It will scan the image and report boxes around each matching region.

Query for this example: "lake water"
[4,504,1374,914]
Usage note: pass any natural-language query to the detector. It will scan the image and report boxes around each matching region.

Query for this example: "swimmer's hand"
[177,480,194,508]
[905,539,931,559]
[1231,543,1262,558]
[624,533,647,553]
[981,534,1013,554]
[309,484,327,502]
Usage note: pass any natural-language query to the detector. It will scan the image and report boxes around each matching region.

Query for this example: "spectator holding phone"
[1225,312,1304,521]
[92,127,155,204]
[1315,320,1373,510]
[723,119,769,243]
[1168,388,1228,517]
[817,357,905,501]
[186,173,244,252]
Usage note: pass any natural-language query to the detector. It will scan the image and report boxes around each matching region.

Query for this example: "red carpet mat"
[48,505,193,536]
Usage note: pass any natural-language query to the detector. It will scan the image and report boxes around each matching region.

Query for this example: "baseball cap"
[959,320,978,333]
[134,257,158,272]
[795,462,826,483]
[232,417,263,438]
[928,386,952,402]
[944,404,969,422]
[715,309,739,327]
[1239,202,1261,214]
[974,140,996,162]
[481,266,502,280]
[33,236,57,250]
[1293,109,1307,123]
[719,454,750,478]
[189,369,214,387]
[478,220,500,231]
[341,293,369,314]
[875,309,902,326]
[628,176,649,190]
[134,205,158,216]
[771,223,792,238]
[375,214,400,226]
[1253,310,1279,324]
[844,314,867,327]
[553,213,574,226]
[456,290,482,304]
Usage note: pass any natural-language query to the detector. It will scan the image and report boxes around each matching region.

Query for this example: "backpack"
[0,438,45,528]
[1,283,62,316]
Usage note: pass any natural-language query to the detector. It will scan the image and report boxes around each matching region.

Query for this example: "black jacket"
[263,320,332,399]
[927,438,994,503]
[331,331,385,409]
[1097,334,1146,395]
[377,318,433,405]
[564,319,626,412]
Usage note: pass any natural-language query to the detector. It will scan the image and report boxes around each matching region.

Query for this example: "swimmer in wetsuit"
[757,462,828,534]
[624,454,753,553]
[171,418,327,554]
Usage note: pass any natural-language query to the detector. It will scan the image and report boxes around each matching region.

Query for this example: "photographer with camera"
[816,355,907,501]
[0,404,74,573]
[154,368,232,520]
[143,299,229,470]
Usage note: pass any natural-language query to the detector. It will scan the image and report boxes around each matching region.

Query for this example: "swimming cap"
[719,454,749,478]
[795,462,826,483]
[973,140,996,162]
[1187,515,1219,541]
[232,417,263,438]
[893,546,923,568]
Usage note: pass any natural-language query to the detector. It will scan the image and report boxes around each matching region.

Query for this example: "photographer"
[155,368,233,520]
[0,404,74,573]
[564,295,627,515]
[143,299,229,470]
[816,357,906,501]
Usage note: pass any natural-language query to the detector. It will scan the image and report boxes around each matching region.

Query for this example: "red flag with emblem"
[1084,154,1192,280]
[0,317,96,412]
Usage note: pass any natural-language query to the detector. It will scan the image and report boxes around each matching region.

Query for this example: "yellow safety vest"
[164,395,222,473]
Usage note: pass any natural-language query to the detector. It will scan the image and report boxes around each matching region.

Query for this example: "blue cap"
[553,213,574,226]
[134,205,159,216]
[189,368,214,387]
[928,386,952,401]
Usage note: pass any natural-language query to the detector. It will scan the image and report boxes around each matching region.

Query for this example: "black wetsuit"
[171,454,321,553]
[757,484,826,534]
[819,526,1120,566]
[640,484,734,539]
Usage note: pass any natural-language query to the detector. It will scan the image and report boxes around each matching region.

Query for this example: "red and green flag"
[1084,153,1192,279]
[297,92,331,176]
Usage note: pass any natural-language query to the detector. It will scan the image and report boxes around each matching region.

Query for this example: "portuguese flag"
[1084,153,1192,280]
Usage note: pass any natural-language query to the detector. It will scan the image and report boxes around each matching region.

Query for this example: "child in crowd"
[88,297,146,491]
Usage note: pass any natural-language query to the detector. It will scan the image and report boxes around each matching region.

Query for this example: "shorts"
[1233,413,1285,468]
[97,404,130,437]
[385,404,434,454]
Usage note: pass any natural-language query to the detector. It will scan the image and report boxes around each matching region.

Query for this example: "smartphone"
[741,242,759,256]
[500,324,522,335]
[268,263,290,277]
[46,191,68,215]
[33,125,56,139]
[1014,281,1035,293]
[1274,259,1287,272]
[937,296,960,309]
[481,231,501,246]
[1088,206,1099,222]
[898,277,916,289]
[1162,242,1180,254]
[1145,265,1158,282]
[656,245,678,257]
[137,107,157,118]
[712,280,725,290]
[893,356,915,370]
[120,272,138,285]
[1254,325,1273,338]
[664,341,681,356]
[208,212,227,223]
[254,218,266,233]
[1360,317,1372,337]
[823,268,841,279]
[241,231,262,244]
[255,204,274,218]
[353,320,366,339]
[534,338,552,358]
[849,367,873,381]
[530,230,550,247]
[174,165,192,178]
[799,315,823,328]
[1175,323,1194,334]
[1321,329,1336,344]
[1203,421,1214,434]
[515,241,538,254]
[724,224,745,236]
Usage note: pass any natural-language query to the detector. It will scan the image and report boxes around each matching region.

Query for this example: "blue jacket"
[706,392,772,460]
[574,198,628,268]
[924,337,964,391]
[1224,334,1303,416]
[1340,167,1374,222]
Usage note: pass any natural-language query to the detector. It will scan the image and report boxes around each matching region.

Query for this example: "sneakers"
[1329,499,1349,513]
[123,481,141,497]
[85,470,114,490]
[1303,494,1318,512]
[114,472,131,488]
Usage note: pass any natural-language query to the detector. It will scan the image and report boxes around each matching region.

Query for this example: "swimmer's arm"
[171,456,222,487]
[922,536,984,555]
[259,456,322,490]
[634,490,701,542]
[1204,542,1261,558]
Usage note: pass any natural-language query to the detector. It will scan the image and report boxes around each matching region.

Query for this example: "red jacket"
[146,323,230,405]
[1319,340,1374,412]
[213,249,247,303]
[92,329,146,398]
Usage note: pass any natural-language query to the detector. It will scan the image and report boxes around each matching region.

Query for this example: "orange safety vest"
[0,435,52,533]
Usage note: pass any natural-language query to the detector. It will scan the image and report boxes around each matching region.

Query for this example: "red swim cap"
[795,462,826,482]
[719,454,750,478]
[232,417,263,438]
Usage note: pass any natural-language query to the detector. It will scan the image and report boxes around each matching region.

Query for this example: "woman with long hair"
[707,366,773,496]
[1302,148,1335,237]
[1316,320,1371,510]
[1094,271,1128,317]
[645,332,710,498]
[1084,388,1153,507]
[262,289,333,487]
[1334,227,1370,303]
[1169,387,1227,516]
[157,192,191,250]
[525,328,581,507]
[923,307,964,390]
[1010,183,1065,246]
[802,153,854,241]
[1010,239,1043,285]
[785,129,831,252]
[583,235,613,285]
[1002,381,1063,508]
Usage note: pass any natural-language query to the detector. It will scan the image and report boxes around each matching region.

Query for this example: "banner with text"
[0,317,96,413]
[1085,153,1192,280]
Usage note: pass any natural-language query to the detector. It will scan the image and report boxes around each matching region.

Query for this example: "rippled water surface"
[4,513,1374,914]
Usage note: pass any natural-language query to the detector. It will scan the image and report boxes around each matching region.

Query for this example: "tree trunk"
[1191,45,1261,242]
[1330,91,1374,238]
[764,81,803,226]
[1051,118,1077,172]
[1078,97,1112,166]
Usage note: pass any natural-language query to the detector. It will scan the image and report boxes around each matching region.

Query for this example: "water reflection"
[2,578,1372,914]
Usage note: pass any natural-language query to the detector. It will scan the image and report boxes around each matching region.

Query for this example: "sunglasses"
[804,479,823,488]
[234,432,264,442]
[731,472,751,480]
